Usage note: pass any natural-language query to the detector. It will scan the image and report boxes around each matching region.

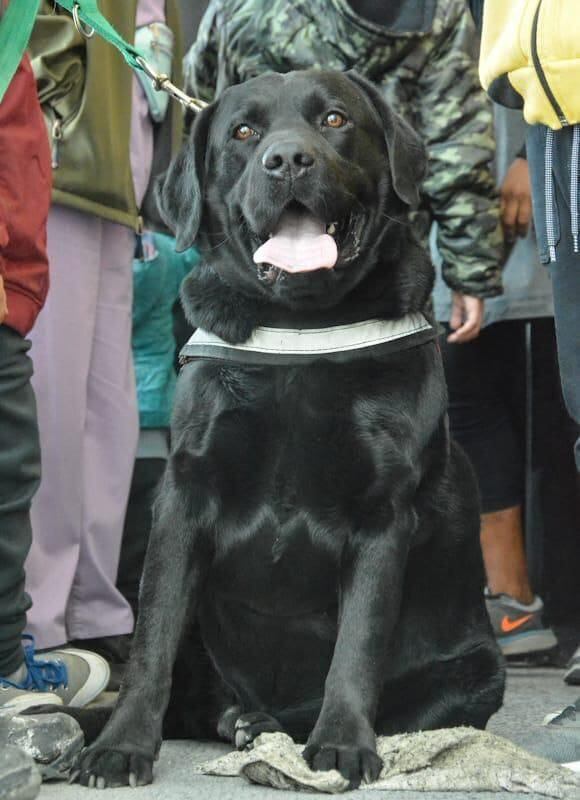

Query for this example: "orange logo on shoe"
[501,614,534,633]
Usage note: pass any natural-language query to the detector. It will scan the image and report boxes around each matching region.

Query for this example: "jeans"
[527,124,580,470]
[0,327,39,675]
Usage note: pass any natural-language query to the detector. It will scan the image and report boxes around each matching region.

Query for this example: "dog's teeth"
[327,223,337,236]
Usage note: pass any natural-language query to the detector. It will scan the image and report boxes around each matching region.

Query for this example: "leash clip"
[135,56,207,113]
[72,2,95,38]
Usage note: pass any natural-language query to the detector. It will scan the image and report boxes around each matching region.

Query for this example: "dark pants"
[117,457,166,618]
[441,319,580,627]
[0,326,40,675]
[527,124,580,470]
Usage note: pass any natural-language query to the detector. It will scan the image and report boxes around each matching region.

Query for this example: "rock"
[0,712,84,780]
[0,746,41,800]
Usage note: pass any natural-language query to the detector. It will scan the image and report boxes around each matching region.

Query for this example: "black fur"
[72,70,504,790]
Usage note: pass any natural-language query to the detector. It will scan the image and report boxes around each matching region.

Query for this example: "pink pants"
[26,206,138,648]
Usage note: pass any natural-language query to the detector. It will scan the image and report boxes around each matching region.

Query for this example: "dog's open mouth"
[252,204,363,284]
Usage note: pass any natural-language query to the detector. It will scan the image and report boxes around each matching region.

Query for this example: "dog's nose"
[261,142,315,178]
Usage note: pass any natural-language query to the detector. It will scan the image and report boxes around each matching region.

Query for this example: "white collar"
[180,312,437,366]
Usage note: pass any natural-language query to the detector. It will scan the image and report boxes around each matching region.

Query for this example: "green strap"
[0,0,41,102]
[54,0,146,69]
[0,0,147,104]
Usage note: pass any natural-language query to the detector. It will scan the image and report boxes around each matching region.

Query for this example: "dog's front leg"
[304,523,411,788]
[75,481,211,789]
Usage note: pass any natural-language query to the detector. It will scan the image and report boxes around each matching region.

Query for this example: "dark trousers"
[0,326,39,675]
[117,457,166,618]
[527,124,580,470]
[441,319,580,628]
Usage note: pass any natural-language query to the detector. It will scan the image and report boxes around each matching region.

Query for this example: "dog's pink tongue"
[253,210,338,273]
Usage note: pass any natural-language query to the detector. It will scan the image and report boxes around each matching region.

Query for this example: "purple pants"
[24,0,163,650]
[26,207,139,648]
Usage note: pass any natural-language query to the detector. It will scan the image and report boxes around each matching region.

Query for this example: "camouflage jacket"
[185,0,503,298]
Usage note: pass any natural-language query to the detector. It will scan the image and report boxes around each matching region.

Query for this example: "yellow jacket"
[479,0,580,130]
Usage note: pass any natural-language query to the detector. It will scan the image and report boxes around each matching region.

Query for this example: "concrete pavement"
[39,667,580,800]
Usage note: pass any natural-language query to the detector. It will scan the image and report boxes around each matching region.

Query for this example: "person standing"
[476,0,580,684]
[24,0,183,663]
[0,49,109,710]
[434,105,580,661]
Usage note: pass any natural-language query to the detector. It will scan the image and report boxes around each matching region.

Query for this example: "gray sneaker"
[565,646,580,686]
[485,591,558,657]
[0,745,41,800]
[0,636,109,712]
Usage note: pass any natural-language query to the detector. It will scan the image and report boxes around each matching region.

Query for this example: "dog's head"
[158,70,427,311]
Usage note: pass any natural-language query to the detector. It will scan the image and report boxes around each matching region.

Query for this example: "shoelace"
[0,635,68,691]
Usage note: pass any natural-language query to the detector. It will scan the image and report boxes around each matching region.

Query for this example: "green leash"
[0,0,205,110]
[0,0,41,101]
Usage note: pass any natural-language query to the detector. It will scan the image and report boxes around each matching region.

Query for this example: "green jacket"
[186,0,503,298]
[29,0,183,230]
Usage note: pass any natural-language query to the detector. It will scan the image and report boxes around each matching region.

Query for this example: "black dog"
[72,70,505,789]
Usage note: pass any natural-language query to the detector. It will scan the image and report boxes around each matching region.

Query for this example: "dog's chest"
[193,361,406,613]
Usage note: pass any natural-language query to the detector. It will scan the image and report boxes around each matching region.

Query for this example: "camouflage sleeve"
[416,0,503,298]
[184,0,236,103]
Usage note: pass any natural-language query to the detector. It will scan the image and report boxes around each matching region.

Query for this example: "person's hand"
[500,157,532,243]
[447,292,483,343]
[0,275,7,325]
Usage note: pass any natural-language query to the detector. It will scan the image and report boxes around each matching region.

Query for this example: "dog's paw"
[234,712,285,750]
[302,742,383,789]
[73,745,154,789]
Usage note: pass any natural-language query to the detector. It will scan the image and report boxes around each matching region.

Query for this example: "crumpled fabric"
[196,728,580,797]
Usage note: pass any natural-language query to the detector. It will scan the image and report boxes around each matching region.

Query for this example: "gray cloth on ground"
[196,729,580,797]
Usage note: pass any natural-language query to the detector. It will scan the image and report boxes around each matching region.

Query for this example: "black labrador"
[69,70,505,789]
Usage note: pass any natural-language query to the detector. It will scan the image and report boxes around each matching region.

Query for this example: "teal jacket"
[133,232,200,428]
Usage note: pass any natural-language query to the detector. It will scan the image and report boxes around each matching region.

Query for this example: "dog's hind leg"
[216,706,286,749]
[376,644,506,735]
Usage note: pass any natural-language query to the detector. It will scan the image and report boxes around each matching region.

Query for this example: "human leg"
[527,124,580,678]
[526,124,580,470]
[440,322,556,655]
[65,220,137,642]
[0,326,109,710]
[0,327,38,677]
[25,206,101,649]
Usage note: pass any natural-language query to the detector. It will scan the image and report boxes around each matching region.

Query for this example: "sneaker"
[541,698,580,771]
[543,697,580,727]
[485,590,558,657]
[565,646,580,686]
[0,636,109,712]
[69,634,132,691]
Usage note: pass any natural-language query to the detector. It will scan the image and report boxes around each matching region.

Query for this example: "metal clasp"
[72,2,95,39]
[135,56,207,113]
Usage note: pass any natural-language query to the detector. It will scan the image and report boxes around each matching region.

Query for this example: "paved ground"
[39,667,579,800]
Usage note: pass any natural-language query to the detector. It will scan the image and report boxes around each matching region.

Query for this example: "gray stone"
[0,746,41,800]
[0,713,83,780]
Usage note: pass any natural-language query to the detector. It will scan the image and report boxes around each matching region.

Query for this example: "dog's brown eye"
[324,112,347,129]
[234,124,257,140]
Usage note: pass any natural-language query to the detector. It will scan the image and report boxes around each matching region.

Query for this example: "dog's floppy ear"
[156,103,215,252]
[345,71,427,207]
